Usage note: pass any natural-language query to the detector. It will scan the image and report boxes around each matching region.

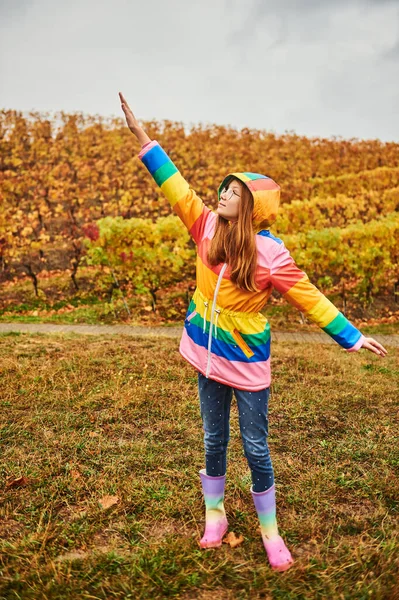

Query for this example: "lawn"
[0,333,398,599]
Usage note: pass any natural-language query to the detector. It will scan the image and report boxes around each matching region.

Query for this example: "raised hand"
[118,92,151,146]
[119,92,140,133]
[361,337,388,357]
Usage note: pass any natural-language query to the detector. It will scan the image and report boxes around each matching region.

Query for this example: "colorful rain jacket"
[139,140,364,391]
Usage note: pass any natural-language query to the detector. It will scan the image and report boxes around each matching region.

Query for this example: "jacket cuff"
[346,334,365,352]
[138,140,157,159]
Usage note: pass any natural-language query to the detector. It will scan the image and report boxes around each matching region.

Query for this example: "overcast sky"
[1,0,398,142]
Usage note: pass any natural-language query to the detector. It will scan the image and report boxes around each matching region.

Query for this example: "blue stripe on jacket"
[324,321,362,349]
[141,144,170,174]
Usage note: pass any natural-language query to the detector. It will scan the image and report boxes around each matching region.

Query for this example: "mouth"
[219,203,226,208]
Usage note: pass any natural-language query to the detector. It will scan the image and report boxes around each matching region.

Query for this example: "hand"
[118,92,151,145]
[361,337,388,357]
[119,91,140,133]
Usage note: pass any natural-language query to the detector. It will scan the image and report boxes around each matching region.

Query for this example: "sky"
[1,0,399,142]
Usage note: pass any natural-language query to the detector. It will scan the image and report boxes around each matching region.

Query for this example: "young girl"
[119,92,387,572]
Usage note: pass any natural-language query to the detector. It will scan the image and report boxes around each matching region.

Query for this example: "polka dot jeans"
[198,372,274,492]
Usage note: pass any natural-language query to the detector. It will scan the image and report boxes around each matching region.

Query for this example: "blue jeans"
[198,372,274,492]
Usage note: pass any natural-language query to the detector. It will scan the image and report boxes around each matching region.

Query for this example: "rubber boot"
[199,469,228,548]
[251,483,294,572]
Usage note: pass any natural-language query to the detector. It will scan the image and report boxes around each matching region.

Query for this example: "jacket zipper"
[205,263,227,378]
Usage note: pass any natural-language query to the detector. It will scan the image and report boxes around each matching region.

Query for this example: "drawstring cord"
[203,301,209,333]
[203,302,221,338]
[206,262,228,378]
[214,309,221,339]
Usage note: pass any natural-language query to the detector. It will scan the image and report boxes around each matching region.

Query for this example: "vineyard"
[0,109,398,326]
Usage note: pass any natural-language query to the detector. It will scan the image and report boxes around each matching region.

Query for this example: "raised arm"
[119,92,212,244]
[269,240,387,357]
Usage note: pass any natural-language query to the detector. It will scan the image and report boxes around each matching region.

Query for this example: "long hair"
[207,177,258,292]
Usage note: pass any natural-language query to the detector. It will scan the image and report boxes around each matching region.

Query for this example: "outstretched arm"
[119,92,212,244]
[270,240,387,357]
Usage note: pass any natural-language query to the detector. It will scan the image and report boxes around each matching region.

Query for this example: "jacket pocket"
[186,310,198,322]
[231,329,255,359]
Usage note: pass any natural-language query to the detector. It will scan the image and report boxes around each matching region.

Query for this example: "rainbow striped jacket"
[139,140,364,391]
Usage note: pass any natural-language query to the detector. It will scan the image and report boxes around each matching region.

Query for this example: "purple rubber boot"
[251,484,294,572]
[199,469,229,548]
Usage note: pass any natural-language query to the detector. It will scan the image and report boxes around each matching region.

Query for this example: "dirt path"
[0,322,398,347]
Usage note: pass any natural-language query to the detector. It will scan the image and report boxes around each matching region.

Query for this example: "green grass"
[0,334,398,599]
[359,323,399,335]
[0,304,106,325]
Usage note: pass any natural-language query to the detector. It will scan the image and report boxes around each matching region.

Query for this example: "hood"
[218,172,280,231]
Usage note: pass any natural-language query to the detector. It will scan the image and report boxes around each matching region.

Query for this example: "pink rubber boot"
[199,469,229,548]
[251,484,294,572]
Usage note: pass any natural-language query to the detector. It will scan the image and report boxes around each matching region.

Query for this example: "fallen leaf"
[223,531,244,548]
[5,476,29,489]
[98,495,119,510]
[89,431,100,438]
[71,470,81,480]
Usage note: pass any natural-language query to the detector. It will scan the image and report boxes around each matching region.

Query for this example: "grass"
[0,333,398,599]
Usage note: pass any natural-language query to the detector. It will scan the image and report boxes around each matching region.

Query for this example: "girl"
[119,92,387,572]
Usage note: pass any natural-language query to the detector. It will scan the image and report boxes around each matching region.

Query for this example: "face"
[217,179,242,221]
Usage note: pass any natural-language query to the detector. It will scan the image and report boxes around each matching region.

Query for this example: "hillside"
[0,110,398,327]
